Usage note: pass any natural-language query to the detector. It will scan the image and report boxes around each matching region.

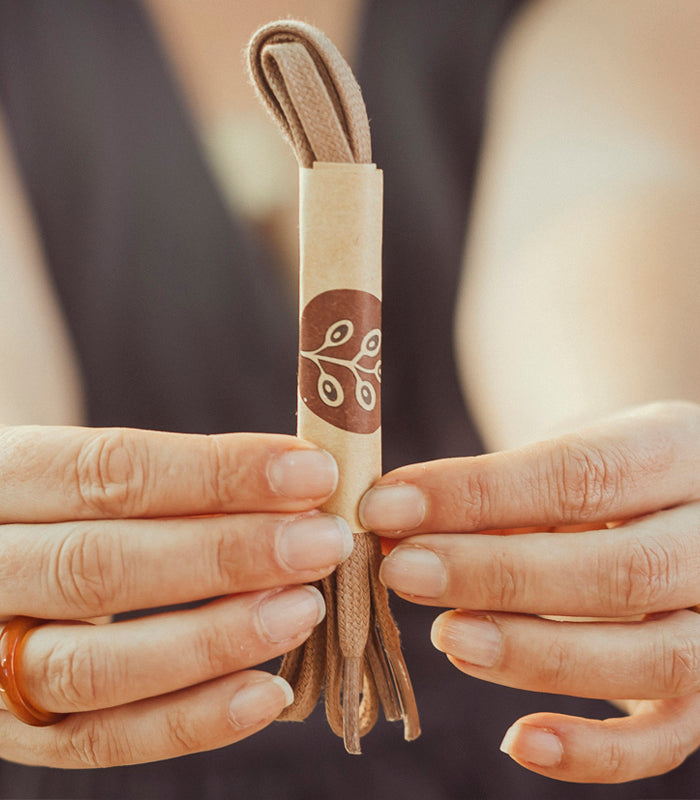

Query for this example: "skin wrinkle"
[550,437,625,523]
[52,526,115,619]
[595,731,628,783]
[454,465,491,532]
[539,637,572,690]
[623,535,677,615]
[594,536,623,617]
[208,516,276,593]
[191,612,256,681]
[39,635,84,712]
[203,433,227,510]
[481,543,520,611]
[664,635,700,697]
[58,714,115,769]
[74,430,140,519]
[54,637,104,712]
[211,523,240,593]
[162,705,203,757]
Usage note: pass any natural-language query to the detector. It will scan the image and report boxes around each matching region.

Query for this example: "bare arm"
[0,111,84,424]
[457,0,700,449]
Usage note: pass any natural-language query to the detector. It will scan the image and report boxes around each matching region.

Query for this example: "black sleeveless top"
[0,2,698,797]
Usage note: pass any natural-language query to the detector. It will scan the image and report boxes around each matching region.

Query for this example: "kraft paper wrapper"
[298,162,383,530]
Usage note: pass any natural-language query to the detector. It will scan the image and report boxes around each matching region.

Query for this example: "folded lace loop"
[248,20,371,167]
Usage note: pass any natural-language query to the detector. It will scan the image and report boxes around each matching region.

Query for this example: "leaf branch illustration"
[301,319,381,410]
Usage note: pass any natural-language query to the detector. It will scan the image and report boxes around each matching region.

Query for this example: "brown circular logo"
[299,289,381,433]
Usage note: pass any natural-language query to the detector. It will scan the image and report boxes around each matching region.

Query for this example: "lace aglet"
[342,656,363,754]
[386,648,421,742]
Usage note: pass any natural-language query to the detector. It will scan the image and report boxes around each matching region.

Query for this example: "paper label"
[297,162,383,527]
[299,288,381,434]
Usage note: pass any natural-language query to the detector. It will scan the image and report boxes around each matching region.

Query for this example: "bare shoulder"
[464,0,700,274]
[455,1,700,449]
[464,0,700,277]
[495,0,700,151]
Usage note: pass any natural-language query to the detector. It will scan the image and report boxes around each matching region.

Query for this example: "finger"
[18,587,324,714]
[378,502,700,616]
[497,694,700,783]
[0,512,352,618]
[430,609,700,700]
[359,402,700,535]
[0,426,338,523]
[0,670,293,768]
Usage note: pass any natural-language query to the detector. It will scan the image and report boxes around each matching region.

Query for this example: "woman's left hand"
[359,401,700,784]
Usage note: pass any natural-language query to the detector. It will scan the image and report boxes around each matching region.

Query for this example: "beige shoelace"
[248,20,420,754]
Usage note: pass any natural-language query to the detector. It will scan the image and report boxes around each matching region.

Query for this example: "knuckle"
[43,637,111,711]
[210,524,245,591]
[594,543,621,614]
[192,625,235,677]
[51,525,125,616]
[538,640,573,688]
[164,707,205,756]
[456,470,492,530]
[597,736,629,782]
[197,518,263,596]
[660,637,700,696]
[614,537,676,614]
[199,435,242,509]
[74,429,145,517]
[56,716,133,768]
[663,726,692,772]
[550,439,624,522]
[191,616,255,676]
[477,550,522,610]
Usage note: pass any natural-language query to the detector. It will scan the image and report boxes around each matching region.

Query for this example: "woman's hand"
[0,425,350,767]
[360,401,700,783]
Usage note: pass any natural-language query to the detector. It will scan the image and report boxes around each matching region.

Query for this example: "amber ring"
[0,616,66,726]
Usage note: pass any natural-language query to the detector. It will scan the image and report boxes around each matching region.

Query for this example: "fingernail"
[258,585,325,643]
[379,546,446,598]
[500,723,563,767]
[267,449,338,499]
[277,515,353,571]
[228,675,294,728]
[431,613,501,668]
[359,484,426,532]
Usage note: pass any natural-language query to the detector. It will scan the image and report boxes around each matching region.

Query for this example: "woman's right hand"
[0,425,349,767]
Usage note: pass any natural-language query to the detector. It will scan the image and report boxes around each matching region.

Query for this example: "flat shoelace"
[248,20,420,754]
